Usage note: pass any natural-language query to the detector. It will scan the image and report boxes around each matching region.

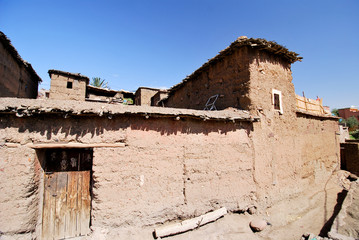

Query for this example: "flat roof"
[48,69,90,83]
[0,98,259,122]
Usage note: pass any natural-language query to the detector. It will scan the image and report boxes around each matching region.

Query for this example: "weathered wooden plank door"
[42,149,92,240]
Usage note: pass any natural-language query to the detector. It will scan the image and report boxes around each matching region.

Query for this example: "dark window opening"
[67,81,73,89]
[44,148,93,172]
[274,93,280,110]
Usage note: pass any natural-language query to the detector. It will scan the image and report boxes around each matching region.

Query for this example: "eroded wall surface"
[165,47,251,110]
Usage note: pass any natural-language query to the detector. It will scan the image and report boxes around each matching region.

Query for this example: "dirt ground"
[85,172,347,240]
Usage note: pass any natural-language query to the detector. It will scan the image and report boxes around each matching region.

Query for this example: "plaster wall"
[0,42,38,98]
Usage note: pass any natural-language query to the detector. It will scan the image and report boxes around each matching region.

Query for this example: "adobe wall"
[135,88,159,106]
[165,47,251,110]
[151,91,168,106]
[49,74,87,101]
[0,102,340,239]
[0,113,256,239]
[250,109,340,208]
[0,41,38,98]
[248,49,296,115]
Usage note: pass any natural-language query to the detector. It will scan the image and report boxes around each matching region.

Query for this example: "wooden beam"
[28,142,126,149]
[154,207,227,238]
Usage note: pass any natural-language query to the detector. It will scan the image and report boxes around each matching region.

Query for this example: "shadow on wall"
[129,117,253,136]
[14,115,119,140]
[6,114,253,140]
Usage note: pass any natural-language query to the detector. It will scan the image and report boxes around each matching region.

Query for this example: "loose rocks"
[249,219,267,232]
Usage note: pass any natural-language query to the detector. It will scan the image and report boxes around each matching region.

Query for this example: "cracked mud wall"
[0,145,40,239]
[91,117,256,229]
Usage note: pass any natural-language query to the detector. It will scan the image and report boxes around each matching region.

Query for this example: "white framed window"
[272,89,283,114]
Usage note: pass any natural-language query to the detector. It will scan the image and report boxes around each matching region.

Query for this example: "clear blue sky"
[1,0,358,109]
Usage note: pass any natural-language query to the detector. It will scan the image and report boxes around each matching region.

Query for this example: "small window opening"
[67,81,73,89]
[272,89,283,114]
[274,94,280,110]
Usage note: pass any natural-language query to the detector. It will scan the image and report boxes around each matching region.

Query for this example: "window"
[67,81,73,89]
[272,89,283,114]
[274,93,280,110]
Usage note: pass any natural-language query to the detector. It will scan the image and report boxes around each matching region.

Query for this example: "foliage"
[350,130,359,140]
[342,116,359,133]
[343,116,359,129]
[90,77,110,89]
[331,108,339,117]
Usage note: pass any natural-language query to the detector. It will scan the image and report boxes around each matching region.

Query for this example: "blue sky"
[1,0,358,109]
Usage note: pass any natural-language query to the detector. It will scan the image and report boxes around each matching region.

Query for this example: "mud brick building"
[48,69,134,103]
[48,70,89,101]
[0,36,341,240]
[0,31,42,98]
[135,87,168,106]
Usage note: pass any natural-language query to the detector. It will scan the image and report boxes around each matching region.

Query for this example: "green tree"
[90,77,109,89]
[342,116,359,130]
[331,108,339,117]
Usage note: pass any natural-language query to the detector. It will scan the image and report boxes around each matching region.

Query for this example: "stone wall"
[0,41,39,98]
[165,47,251,110]
[49,74,87,101]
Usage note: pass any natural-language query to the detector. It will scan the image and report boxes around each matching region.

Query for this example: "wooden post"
[302,91,308,112]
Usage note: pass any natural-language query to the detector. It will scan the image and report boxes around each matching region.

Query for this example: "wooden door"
[42,149,92,240]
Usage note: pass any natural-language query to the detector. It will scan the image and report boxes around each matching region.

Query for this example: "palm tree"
[90,77,109,89]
